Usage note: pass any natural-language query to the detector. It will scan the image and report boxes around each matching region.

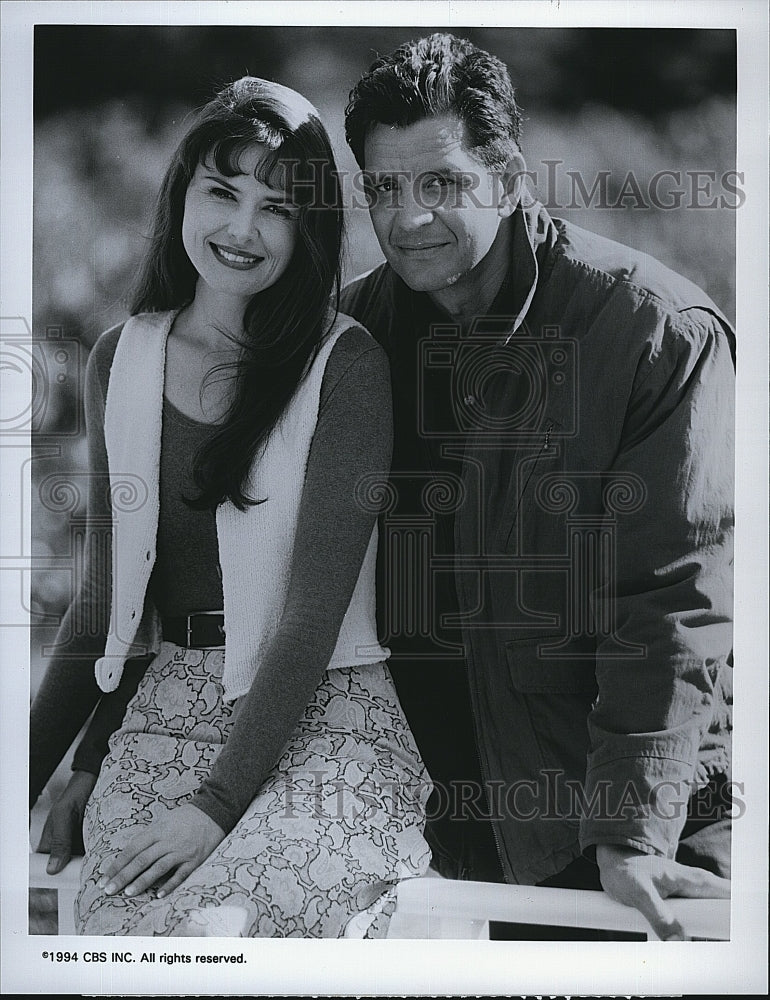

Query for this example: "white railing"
[29,850,730,940]
[388,870,730,940]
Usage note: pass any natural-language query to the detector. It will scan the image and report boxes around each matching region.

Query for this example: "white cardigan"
[94,310,388,701]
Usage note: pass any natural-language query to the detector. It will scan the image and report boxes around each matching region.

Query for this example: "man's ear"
[497,151,528,219]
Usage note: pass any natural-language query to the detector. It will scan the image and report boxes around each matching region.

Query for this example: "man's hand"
[98,804,225,899]
[36,770,97,875]
[596,843,731,940]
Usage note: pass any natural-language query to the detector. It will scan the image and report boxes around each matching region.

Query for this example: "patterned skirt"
[75,642,432,937]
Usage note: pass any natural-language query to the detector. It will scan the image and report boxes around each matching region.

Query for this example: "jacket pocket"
[505,635,598,695]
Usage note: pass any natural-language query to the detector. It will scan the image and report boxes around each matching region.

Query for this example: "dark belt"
[162,611,226,649]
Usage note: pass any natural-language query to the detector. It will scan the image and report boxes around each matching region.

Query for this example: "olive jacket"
[340,200,735,884]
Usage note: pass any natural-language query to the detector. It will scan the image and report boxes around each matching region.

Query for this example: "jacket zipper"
[504,420,556,551]
[473,419,555,880]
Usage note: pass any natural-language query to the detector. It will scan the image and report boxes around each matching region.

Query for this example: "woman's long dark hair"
[130,77,344,510]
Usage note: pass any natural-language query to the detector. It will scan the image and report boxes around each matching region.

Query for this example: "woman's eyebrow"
[202,173,293,203]
[202,173,240,190]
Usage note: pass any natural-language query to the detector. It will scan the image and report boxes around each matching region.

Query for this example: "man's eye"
[424,174,450,189]
[375,180,396,194]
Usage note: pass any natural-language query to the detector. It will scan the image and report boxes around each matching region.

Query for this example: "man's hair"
[345,33,523,168]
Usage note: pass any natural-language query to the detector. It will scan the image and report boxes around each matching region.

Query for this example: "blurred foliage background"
[31,25,737,692]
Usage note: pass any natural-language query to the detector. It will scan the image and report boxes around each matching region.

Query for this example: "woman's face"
[182,144,300,307]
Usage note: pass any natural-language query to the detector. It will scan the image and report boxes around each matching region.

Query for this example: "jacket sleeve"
[580,306,735,859]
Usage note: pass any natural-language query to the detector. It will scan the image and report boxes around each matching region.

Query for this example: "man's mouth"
[210,243,263,269]
[396,242,448,254]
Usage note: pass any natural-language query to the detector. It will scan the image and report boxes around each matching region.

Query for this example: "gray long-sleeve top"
[29,321,393,834]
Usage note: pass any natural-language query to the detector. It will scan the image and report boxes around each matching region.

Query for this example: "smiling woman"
[182,151,300,303]
[29,76,431,938]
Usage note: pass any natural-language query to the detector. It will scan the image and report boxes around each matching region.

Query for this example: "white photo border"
[1,1,767,995]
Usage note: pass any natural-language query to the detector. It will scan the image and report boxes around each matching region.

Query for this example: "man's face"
[362,114,510,295]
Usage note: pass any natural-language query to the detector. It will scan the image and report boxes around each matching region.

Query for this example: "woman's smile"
[209,242,265,270]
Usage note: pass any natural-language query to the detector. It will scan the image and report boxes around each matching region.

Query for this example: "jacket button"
[464,394,476,406]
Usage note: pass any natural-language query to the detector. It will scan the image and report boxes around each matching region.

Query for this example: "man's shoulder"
[340,262,398,341]
[341,261,392,299]
[340,263,405,352]
[551,217,729,324]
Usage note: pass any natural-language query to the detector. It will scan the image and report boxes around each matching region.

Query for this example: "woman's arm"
[29,329,119,808]
[98,327,394,897]
[191,328,393,831]
[29,327,150,875]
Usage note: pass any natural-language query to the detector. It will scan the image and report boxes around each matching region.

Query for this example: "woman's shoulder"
[325,312,387,372]
[87,320,127,390]
[88,310,176,385]
[329,311,387,365]
[319,314,389,409]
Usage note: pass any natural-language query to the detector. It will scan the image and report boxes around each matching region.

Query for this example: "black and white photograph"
[1,1,767,995]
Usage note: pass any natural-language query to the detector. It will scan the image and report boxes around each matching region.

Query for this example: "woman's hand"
[98,804,225,898]
[37,770,97,874]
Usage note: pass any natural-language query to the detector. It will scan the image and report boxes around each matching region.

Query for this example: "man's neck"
[427,218,513,325]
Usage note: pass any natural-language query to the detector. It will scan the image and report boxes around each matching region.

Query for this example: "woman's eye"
[266,205,299,220]
[424,174,449,190]
[210,186,235,200]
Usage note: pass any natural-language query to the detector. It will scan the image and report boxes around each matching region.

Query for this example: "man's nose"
[395,185,434,231]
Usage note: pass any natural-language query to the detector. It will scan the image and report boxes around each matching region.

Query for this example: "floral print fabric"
[76,643,432,937]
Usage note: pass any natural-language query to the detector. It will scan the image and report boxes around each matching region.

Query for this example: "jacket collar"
[502,198,558,344]
[387,198,557,346]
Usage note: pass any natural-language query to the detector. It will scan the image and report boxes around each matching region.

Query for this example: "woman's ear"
[497,151,529,219]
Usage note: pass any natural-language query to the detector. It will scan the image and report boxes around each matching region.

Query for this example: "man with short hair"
[340,32,734,940]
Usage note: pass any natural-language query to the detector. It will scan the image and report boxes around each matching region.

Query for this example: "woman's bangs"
[201,136,301,205]
[251,142,295,199]
[195,113,334,211]
[204,134,268,175]
[259,131,328,208]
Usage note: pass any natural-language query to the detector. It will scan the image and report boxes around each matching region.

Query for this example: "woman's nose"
[227,202,260,243]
